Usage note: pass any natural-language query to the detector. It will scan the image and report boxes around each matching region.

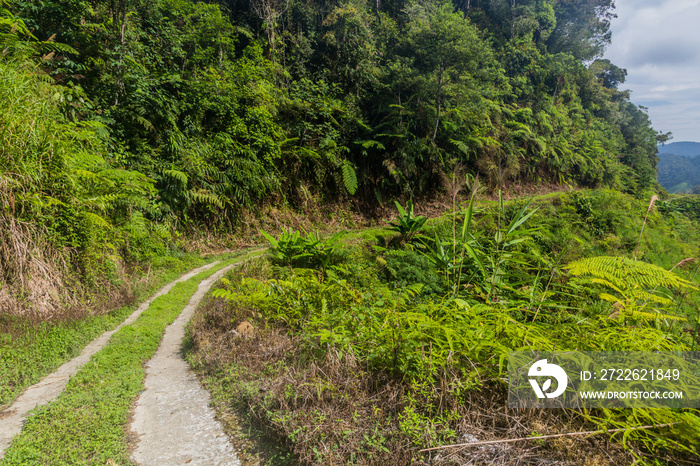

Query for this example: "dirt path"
[0,262,218,458]
[129,263,240,466]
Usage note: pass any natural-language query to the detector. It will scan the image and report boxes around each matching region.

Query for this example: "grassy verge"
[0,253,249,465]
[187,264,622,465]
[0,254,213,410]
[186,343,299,466]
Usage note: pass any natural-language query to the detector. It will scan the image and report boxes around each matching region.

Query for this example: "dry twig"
[419,422,679,453]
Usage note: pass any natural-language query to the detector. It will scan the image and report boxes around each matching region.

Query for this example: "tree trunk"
[114,9,127,106]
[432,63,443,142]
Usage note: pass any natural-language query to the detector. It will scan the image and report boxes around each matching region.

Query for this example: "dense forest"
[0,0,667,313]
[3,1,700,463]
[0,0,667,295]
[657,152,700,193]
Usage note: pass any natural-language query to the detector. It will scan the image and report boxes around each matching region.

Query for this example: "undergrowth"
[187,189,700,465]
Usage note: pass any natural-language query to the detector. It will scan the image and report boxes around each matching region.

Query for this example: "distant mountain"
[657,141,700,157]
[656,142,700,193]
[657,153,700,193]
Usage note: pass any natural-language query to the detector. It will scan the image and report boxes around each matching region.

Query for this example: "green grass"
[0,253,249,465]
[0,254,215,410]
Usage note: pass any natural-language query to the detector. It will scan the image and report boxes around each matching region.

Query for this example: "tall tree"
[546,0,616,60]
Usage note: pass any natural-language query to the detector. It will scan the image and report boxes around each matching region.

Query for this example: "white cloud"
[604,0,700,141]
[649,83,697,93]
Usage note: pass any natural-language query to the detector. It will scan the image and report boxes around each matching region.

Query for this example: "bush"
[382,249,445,295]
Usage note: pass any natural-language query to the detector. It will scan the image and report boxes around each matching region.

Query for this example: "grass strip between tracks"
[0,255,210,410]
[0,255,245,465]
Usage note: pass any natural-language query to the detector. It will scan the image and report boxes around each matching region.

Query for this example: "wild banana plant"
[389,199,428,242]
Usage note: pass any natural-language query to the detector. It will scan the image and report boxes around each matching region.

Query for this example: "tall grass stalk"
[633,194,658,260]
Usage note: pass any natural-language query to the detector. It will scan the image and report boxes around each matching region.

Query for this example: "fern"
[566,256,695,322]
[628,309,686,322]
[450,139,472,158]
[189,189,225,208]
[356,139,386,151]
[162,169,188,185]
[126,211,147,237]
[566,256,695,291]
[82,212,110,229]
[341,160,357,195]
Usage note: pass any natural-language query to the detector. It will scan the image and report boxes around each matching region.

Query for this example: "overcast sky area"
[603,0,700,143]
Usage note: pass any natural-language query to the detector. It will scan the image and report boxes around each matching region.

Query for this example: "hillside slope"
[0,0,668,321]
[187,189,700,464]
[658,141,700,157]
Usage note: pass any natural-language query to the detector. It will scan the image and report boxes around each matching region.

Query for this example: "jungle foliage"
[1,0,696,460]
[6,0,663,222]
[1,0,666,312]
[196,191,700,464]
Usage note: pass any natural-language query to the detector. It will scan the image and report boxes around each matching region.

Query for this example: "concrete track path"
[129,263,241,466]
[0,262,219,458]
[0,260,244,465]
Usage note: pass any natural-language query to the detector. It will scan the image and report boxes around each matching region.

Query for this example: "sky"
[603,0,700,143]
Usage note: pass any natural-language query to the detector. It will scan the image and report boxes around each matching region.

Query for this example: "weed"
[189,190,700,464]
[260,228,340,275]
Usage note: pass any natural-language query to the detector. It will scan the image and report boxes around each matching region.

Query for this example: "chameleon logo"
[528,359,568,399]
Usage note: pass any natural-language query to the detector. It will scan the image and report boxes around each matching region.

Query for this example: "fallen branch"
[419,422,679,453]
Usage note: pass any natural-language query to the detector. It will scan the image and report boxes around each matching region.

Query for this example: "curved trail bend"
[0,262,219,458]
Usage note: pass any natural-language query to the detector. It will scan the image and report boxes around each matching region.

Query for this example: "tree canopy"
[2,0,663,235]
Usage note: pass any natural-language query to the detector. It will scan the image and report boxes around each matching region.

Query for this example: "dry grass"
[187,272,633,466]
[172,180,570,262]
[0,179,73,319]
[239,200,371,238]
[0,180,143,327]
[171,196,375,258]
[0,218,67,317]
